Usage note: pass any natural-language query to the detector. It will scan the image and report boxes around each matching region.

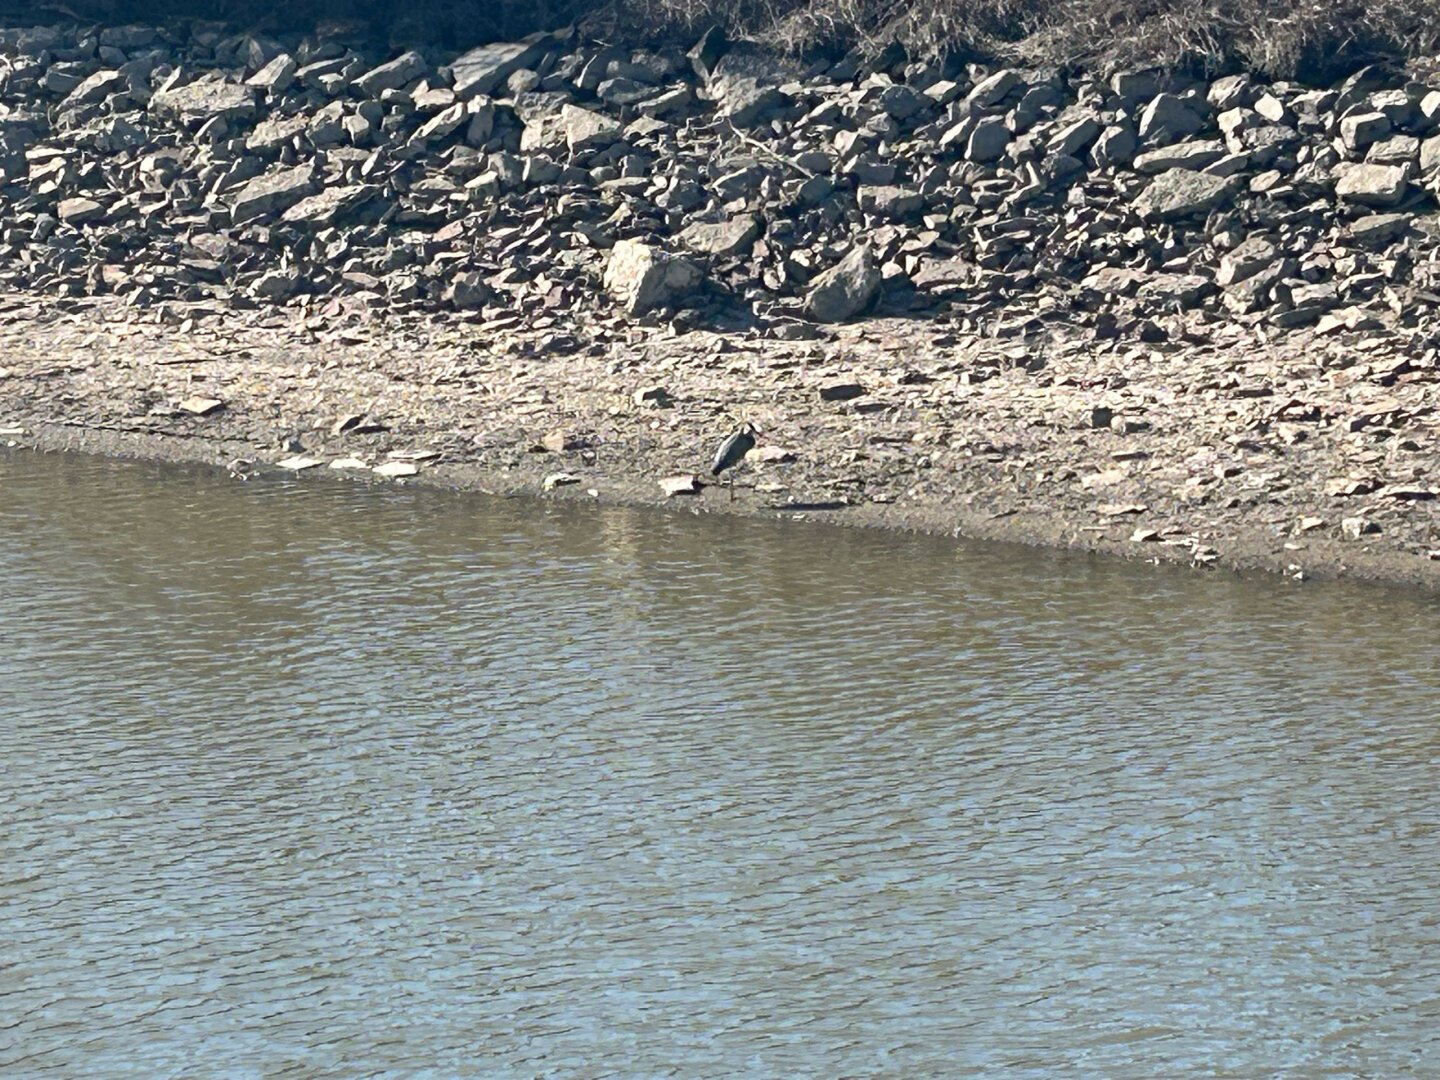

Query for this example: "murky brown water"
[3,451,1439,1077]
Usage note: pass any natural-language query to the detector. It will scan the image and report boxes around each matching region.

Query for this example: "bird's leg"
[728,473,735,502]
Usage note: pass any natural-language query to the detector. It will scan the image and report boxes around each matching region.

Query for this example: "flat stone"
[1334,162,1409,206]
[448,35,551,99]
[276,455,324,471]
[246,54,297,94]
[659,474,702,496]
[819,382,866,402]
[57,197,105,225]
[677,214,761,258]
[1134,139,1225,173]
[151,77,257,125]
[1340,111,1391,152]
[354,50,426,96]
[62,69,127,109]
[372,461,419,478]
[230,164,318,224]
[177,396,224,416]
[1132,168,1233,219]
[280,184,375,225]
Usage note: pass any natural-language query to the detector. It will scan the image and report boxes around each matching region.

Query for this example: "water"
[2,451,1439,1077]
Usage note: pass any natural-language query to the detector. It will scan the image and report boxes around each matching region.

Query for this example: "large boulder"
[805,245,881,323]
[604,240,704,316]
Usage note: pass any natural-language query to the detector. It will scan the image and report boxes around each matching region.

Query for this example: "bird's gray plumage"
[711,422,758,477]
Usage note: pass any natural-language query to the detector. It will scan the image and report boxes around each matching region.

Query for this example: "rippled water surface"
[3,452,1440,1077]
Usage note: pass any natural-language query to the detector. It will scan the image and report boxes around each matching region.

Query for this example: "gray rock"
[246,54,297,94]
[859,185,923,220]
[445,271,492,309]
[967,70,1023,109]
[805,245,881,323]
[677,214,762,258]
[966,117,1010,163]
[1340,111,1391,153]
[448,35,552,99]
[705,48,788,126]
[603,239,703,315]
[1133,139,1226,173]
[61,69,127,109]
[560,104,622,152]
[1216,235,1278,286]
[1334,162,1409,206]
[230,163,318,224]
[1092,124,1137,168]
[354,51,427,97]
[1132,168,1233,219]
[1138,94,1206,145]
[1047,117,1101,159]
[57,197,105,225]
[151,76,257,126]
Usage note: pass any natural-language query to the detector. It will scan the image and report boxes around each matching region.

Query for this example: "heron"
[710,421,758,501]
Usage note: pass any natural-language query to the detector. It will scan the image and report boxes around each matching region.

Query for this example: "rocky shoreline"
[5,286,1438,590]
[1,18,1438,587]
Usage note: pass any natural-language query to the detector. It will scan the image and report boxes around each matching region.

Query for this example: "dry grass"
[608,0,1440,78]
[40,0,1440,79]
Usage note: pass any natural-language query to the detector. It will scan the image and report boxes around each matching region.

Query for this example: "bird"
[710,421,759,501]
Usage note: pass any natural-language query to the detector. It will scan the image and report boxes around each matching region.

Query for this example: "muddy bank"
[4,290,1437,590]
